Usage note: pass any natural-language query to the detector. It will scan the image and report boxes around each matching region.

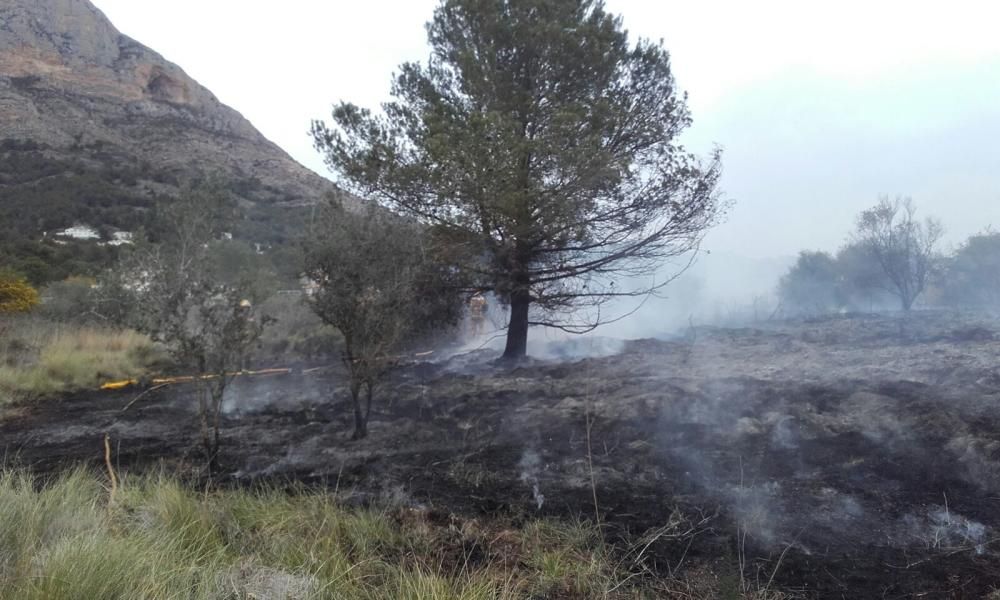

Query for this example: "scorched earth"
[3,311,1000,598]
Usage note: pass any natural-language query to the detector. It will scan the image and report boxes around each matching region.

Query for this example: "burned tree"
[312,0,724,359]
[854,197,943,311]
[303,199,461,439]
[117,186,266,470]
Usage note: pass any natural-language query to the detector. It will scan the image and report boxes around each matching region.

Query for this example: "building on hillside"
[54,224,100,241]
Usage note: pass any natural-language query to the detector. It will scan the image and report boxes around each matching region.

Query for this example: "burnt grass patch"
[3,312,1000,598]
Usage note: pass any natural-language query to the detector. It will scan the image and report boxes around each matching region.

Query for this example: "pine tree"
[313,0,724,358]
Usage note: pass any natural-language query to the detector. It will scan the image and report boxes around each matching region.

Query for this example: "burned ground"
[3,311,1000,598]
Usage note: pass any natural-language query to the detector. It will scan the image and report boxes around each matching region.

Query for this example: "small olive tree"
[303,199,461,439]
[854,197,943,311]
[116,186,267,470]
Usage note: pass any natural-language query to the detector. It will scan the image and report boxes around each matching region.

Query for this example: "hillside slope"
[0,0,338,279]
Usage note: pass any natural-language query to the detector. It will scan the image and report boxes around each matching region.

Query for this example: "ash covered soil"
[5,311,1000,598]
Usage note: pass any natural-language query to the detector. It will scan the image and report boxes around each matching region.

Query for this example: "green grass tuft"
[0,468,785,599]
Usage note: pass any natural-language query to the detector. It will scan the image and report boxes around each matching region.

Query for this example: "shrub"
[942,230,1000,310]
[0,272,40,314]
[777,251,841,316]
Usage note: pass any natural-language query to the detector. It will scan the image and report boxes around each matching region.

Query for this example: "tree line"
[778,196,999,316]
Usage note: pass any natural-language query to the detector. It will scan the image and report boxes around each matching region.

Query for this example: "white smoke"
[519,449,546,510]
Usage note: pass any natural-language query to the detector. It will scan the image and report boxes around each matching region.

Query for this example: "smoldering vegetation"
[3,310,1000,596]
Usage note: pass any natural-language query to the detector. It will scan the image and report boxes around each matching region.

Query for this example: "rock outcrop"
[0,0,336,214]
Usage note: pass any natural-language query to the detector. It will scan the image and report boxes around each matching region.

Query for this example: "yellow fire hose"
[98,349,437,392]
[99,368,293,391]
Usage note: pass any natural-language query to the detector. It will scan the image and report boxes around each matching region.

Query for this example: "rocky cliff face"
[0,0,335,216]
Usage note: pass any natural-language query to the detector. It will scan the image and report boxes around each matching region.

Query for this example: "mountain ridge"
[0,0,336,210]
[0,0,342,280]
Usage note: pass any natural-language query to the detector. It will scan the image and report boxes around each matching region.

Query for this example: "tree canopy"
[853,197,943,312]
[303,199,462,438]
[778,251,841,316]
[943,229,1000,310]
[112,185,267,469]
[313,0,724,358]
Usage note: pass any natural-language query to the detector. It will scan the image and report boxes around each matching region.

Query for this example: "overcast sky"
[90,0,1000,259]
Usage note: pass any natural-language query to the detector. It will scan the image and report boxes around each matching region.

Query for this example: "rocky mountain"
[0,0,338,279]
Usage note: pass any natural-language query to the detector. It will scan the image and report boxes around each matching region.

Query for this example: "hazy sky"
[90,0,1000,259]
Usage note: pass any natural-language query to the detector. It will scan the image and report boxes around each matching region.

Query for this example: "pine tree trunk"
[352,405,368,440]
[350,381,368,440]
[902,294,914,312]
[503,289,530,360]
[210,385,223,472]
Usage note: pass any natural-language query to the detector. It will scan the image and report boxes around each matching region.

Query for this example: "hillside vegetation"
[0,138,313,285]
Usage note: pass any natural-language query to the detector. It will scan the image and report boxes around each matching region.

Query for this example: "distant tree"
[303,199,462,439]
[777,251,841,316]
[942,230,1000,310]
[853,197,943,311]
[312,0,724,359]
[834,242,893,312]
[0,270,40,314]
[115,186,267,470]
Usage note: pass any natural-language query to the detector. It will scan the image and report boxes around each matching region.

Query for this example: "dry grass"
[0,316,160,401]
